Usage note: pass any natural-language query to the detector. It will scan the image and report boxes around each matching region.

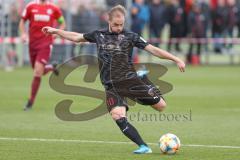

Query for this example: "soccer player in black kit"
[42,5,185,154]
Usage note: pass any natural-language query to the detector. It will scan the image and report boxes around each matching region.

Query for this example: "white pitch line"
[181,144,240,149]
[0,137,240,149]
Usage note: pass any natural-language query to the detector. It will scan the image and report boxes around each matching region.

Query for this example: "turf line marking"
[0,137,240,149]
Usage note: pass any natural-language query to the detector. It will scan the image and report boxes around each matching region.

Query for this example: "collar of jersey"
[107,28,125,35]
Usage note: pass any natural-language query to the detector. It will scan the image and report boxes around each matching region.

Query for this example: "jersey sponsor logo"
[118,34,125,41]
[34,14,50,22]
[99,44,121,51]
[32,9,38,13]
[47,9,53,15]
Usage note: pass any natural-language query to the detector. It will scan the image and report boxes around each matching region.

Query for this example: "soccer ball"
[159,133,181,154]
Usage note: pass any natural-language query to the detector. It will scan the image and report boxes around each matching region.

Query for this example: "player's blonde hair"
[108,5,126,21]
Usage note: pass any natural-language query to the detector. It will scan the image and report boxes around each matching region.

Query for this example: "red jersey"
[22,1,62,49]
[210,0,218,10]
[185,0,194,14]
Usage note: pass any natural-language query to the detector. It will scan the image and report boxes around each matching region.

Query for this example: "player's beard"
[109,25,121,34]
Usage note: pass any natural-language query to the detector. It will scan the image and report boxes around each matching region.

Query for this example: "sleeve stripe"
[57,16,65,24]
[140,37,147,43]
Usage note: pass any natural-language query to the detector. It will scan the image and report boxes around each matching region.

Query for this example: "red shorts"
[29,46,52,68]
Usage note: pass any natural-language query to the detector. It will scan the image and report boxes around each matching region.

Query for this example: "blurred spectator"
[199,0,210,37]
[51,1,68,63]
[6,4,20,69]
[99,9,109,28]
[72,5,85,33]
[9,4,20,38]
[77,5,99,57]
[0,4,2,42]
[56,0,105,15]
[226,0,238,51]
[131,0,150,36]
[167,0,184,52]
[0,7,8,37]
[2,0,240,67]
[67,5,99,64]
[149,0,167,47]
[210,0,218,10]
[184,0,194,14]
[0,4,20,71]
[69,5,87,59]
[187,2,207,65]
[236,1,240,38]
[182,0,194,37]
[105,0,126,8]
[199,0,210,52]
[211,0,228,53]
[131,0,150,63]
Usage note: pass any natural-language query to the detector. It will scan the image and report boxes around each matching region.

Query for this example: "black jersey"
[83,28,149,86]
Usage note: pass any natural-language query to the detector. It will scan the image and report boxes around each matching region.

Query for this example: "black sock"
[116,117,147,146]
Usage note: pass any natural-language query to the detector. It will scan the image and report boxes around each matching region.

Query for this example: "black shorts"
[105,76,163,112]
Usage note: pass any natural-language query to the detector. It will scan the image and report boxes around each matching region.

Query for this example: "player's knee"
[111,112,126,121]
[33,66,44,76]
[33,62,45,77]
[34,69,44,77]
[110,108,126,121]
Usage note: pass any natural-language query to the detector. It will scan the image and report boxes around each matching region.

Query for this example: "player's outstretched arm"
[42,26,87,43]
[19,19,28,43]
[145,44,186,72]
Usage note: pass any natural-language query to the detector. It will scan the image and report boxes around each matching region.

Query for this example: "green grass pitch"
[0,65,240,160]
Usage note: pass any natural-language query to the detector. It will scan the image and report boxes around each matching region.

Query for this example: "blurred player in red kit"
[19,0,65,111]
